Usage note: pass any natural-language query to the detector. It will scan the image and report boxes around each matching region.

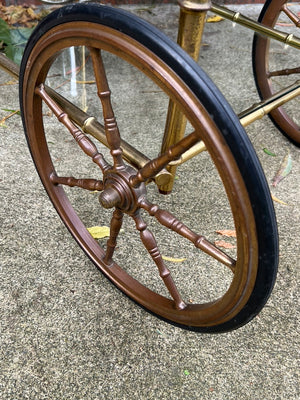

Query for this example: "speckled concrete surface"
[0,4,299,399]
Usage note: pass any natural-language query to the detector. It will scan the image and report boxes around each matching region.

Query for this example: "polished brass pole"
[211,3,300,49]
[159,0,211,193]
[239,81,300,127]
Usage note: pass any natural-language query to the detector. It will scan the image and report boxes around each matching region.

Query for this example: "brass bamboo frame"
[0,0,299,176]
[159,0,300,190]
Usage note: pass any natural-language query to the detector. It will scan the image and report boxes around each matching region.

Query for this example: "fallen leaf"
[76,80,96,85]
[136,5,156,14]
[214,240,235,249]
[207,15,224,23]
[271,194,288,206]
[263,148,276,156]
[272,152,292,187]
[2,108,20,115]
[0,5,50,64]
[216,229,236,237]
[87,226,110,239]
[0,5,48,28]
[162,256,187,263]
[0,79,17,86]
[0,109,20,126]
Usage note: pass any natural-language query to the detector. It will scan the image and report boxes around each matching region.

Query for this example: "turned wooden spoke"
[268,67,300,78]
[102,208,124,265]
[140,199,236,272]
[89,47,124,169]
[282,4,300,27]
[133,212,186,310]
[130,131,200,187]
[35,84,111,173]
[50,173,104,191]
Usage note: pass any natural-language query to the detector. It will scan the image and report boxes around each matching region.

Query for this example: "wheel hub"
[99,165,146,213]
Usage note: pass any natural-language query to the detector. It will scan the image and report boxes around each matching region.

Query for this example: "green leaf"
[0,18,11,44]
[10,26,34,44]
[11,45,24,65]
[2,108,20,115]
[9,27,34,64]
[263,148,276,156]
[0,18,34,64]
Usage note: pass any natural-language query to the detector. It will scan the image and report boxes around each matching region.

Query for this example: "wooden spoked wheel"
[20,4,278,332]
[253,0,300,145]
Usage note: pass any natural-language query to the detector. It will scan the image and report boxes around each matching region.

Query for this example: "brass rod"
[239,81,300,127]
[211,3,300,49]
[0,53,19,79]
[168,140,206,165]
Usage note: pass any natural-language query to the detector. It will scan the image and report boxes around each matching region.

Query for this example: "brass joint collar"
[178,0,211,12]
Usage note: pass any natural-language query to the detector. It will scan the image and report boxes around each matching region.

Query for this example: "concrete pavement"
[0,4,299,399]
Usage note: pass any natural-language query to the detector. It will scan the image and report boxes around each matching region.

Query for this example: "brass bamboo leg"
[159,0,211,193]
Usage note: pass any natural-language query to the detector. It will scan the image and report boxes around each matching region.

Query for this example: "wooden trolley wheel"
[20,4,278,332]
[253,0,300,145]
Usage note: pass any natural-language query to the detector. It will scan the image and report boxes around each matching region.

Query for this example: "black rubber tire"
[20,3,278,332]
[252,0,300,146]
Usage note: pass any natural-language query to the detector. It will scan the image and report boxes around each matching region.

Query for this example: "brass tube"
[239,81,300,127]
[211,3,300,49]
[168,140,207,165]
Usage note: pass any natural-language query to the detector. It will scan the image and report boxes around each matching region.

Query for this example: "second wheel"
[253,0,300,145]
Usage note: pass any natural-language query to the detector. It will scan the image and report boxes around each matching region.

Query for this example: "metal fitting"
[178,0,211,12]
